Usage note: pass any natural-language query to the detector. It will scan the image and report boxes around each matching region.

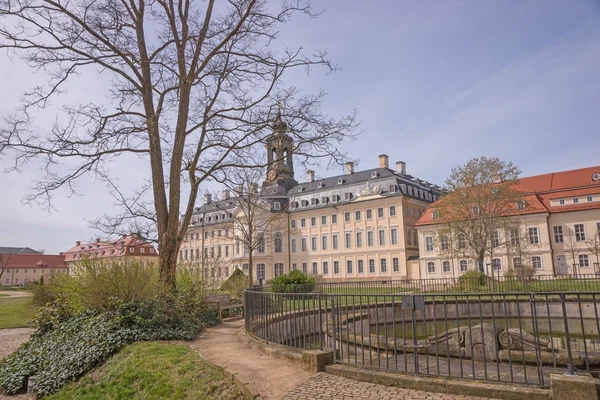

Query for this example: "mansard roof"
[0,246,42,255]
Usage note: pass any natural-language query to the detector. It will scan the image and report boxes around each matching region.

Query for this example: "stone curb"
[236,326,304,364]
[325,363,551,400]
[191,346,263,400]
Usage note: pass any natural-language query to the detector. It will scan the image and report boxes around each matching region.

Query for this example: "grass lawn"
[47,342,243,400]
[0,296,36,329]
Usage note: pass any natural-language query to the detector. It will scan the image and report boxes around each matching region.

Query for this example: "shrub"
[271,270,316,293]
[0,296,218,397]
[220,268,248,298]
[32,258,165,311]
[456,270,488,293]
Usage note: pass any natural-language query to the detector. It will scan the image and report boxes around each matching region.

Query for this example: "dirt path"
[0,292,32,299]
[187,317,313,400]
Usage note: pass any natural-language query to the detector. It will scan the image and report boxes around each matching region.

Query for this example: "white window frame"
[442,261,451,273]
[425,236,434,252]
[528,227,539,244]
[532,256,543,270]
[579,254,590,267]
[553,226,563,243]
[427,261,436,274]
[393,257,400,272]
[574,224,586,241]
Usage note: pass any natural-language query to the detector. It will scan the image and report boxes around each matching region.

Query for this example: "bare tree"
[586,227,600,274]
[0,0,359,289]
[435,157,522,273]
[503,221,539,280]
[562,227,582,276]
[218,168,290,287]
[0,253,12,282]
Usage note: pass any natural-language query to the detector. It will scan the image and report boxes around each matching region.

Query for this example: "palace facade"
[180,115,443,284]
[415,166,600,278]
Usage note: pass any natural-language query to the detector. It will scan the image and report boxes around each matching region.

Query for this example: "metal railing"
[245,288,600,387]
[267,274,600,295]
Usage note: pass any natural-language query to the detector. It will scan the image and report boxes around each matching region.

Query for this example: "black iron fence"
[245,289,600,387]
[267,274,600,295]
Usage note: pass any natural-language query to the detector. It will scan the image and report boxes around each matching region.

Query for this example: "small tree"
[504,221,539,281]
[436,157,523,273]
[563,227,582,276]
[586,227,600,274]
[0,253,12,283]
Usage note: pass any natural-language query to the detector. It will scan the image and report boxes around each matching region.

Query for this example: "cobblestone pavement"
[282,373,498,400]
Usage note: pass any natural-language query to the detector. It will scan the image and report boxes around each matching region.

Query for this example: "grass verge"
[0,297,35,329]
[47,342,243,400]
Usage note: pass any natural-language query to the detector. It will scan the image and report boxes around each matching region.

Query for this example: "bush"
[220,268,248,298]
[32,258,165,311]
[271,270,316,293]
[456,270,488,293]
[0,296,218,397]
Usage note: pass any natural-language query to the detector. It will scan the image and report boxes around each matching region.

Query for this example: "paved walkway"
[0,291,32,298]
[282,373,496,400]
[187,317,313,400]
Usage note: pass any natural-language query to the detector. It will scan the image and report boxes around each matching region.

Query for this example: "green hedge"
[0,297,218,397]
[271,270,316,293]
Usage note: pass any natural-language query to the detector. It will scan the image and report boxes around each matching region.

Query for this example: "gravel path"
[186,317,313,400]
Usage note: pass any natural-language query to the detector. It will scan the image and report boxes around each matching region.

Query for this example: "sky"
[1,0,600,254]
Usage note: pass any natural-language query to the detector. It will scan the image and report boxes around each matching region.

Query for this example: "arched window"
[274,232,283,253]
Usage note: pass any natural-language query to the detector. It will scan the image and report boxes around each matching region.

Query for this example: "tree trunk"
[158,234,179,291]
[478,255,485,274]
[248,251,254,288]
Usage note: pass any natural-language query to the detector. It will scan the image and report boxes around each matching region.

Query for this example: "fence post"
[330,295,336,362]
[318,294,323,351]
[560,293,574,375]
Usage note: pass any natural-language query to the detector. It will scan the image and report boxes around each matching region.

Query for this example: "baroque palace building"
[180,115,443,284]
[415,166,600,278]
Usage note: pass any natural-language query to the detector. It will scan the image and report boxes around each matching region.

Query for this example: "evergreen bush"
[271,270,316,293]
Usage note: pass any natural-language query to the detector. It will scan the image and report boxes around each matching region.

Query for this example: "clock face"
[267,169,278,181]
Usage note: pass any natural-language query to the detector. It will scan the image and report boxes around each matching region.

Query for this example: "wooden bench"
[205,294,244,320]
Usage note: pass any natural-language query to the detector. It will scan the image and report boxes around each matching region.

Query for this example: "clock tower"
[264,111,296,186]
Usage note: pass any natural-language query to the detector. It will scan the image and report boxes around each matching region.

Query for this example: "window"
[243,263,249,273]
[311,198,319,206]
[369,259,375,273]
[292,263,297,271]
[301,218,306,227]
[321,215,327,225]
[140,248,145,254]
[513,257,522,268]
[366,209,372,219]
[356,231,363,247]
[579,254,590,267]
[575,224,586,241]
[553,226,564,243]
[573,197,579,204]
[211,231,215,238]
[302,263,308,274]
[217,246,222,258]
[472,205,480,215]
[274,263,284,277]
[291,220,296,229]
[427,262,435,274]
[334,261,340,274]
[274,233,283,253]
[332,234,339,250]
[257,233,265,253]
[352,210,360,221]
[347,260,353,274]
[150,248,155,254]
[218,229,222,237]
[458,233,466,249]
[509,229,519,246]
[313,262,318,275]
[129,247,135,253]
[225,246,229,257]
[310,217,316,226]
[387,206,395,217]
[225,267,230,277]
[184,249,188,260]
[559,199,565,205]
[532,256,543,269]
[528,227,539,244]
[380,258,387,273]
[460,260,468,272]
[492,258,502,270]
[344,212,350,222]
[378,229,386,246]
[311,236,317,251]
[344,192,352,201]
[492,230,500,247]
[323,262,329,274]
[377,207,384,218]
[322,235,328,251]
[406,228,412,245]
[291,238,297,252]
[332,214,338,224]
[425,236,434,252]
[256,264,266,281]
[301,237,307,252]
[367,231,374,247]
[391,228,398,245]
[440,236,448,251]
[432,210,439,220]
[587,196,593,202]
[393,258,400,272]
[345,232,352,248]
[516,200,526,210]
[442,261,451,273]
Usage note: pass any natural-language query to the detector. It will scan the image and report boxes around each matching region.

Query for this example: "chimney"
[306,170,315,183]
[379,154,389,169]
[122,233,127,238]
[96,238,101,243]
[234,185,243,196]
[345,162,354,175]
[222,189,230,200]
[76,241,81,246]
[396,161,406,175]
[204,193,212,204]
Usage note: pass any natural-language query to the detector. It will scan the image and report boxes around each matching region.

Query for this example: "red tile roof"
[62,235,158,262]
[416,165,600,226]
[3,254,67,269]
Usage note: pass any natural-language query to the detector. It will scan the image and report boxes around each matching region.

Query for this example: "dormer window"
[573,197,579,204]
[317,181,324,188]
[400,184,406,193]
[472,205,480,215]
[370,171,378,178]
[321,197,328,204]
[274,202,281,210]
[301,200,309,207]
[344,192,352,200]
[408,187,413,195]
[461,192,468,199]
[311,198,319,206]
[298,186,304,192]
[271,188,277,194]
[337,178,344,185]
[389,185,396,193]
[432,210,439,220]
[331,195,338,203]
[516,200,526,210]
